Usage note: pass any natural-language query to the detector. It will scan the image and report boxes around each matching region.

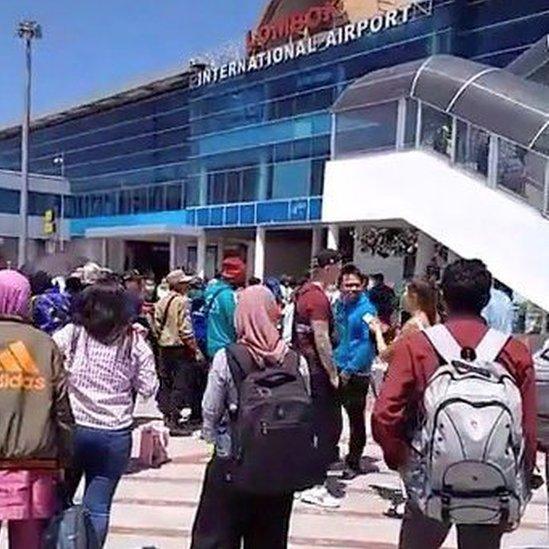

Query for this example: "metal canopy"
[507,34,549,85]
[333,54,549,156]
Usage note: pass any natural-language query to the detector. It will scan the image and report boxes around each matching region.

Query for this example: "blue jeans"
[71,426,132,546]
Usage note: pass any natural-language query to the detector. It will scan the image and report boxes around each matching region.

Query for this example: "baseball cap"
[166,269,193,288]
[313,249,342,269]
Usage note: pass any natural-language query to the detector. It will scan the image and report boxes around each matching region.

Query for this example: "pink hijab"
[235,285,288,367]
[0,270,31,318]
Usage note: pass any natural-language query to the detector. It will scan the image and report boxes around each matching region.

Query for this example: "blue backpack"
[192,286,231,355]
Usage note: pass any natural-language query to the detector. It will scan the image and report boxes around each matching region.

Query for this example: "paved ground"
[1,397,545,548]
[102,399,548,549]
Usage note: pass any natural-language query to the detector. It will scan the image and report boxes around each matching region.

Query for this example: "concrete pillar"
[327,224,339,250]
[254,227,266,280]
[217,238,225,271]
[169,236,177,271]
[168,236,187,271]
[414,231,437,278]
[107,239,126,273]
[197,231,207,278]
[101,238,108,267]
[246,241,255,280]
[199,167,208,206]
[311,226,322,260]
[258,153,269,201]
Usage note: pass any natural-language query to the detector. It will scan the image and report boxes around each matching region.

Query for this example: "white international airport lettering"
[191,6,415,88]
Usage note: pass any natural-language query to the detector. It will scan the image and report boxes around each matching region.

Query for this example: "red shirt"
[372,317,537,472]
[294,283,334,375]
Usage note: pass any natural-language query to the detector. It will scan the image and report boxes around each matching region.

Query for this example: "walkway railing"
[332,97,549,217]
[186,196,322,228]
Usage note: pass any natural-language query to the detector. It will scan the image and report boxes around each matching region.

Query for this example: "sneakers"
[300,485,341,508]
[341,465,359,481]
[341,457,380,480]
[165,418,193,437]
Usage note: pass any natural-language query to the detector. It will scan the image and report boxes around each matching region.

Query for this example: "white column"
[107,239,126,273]
[254,227,266,280]
[197,231,207,278]
[199,167,208,206]
[327,224,339,250]
[414,231,437,278]
[168,236,187,271]
[311,226,322,260]
[258,153,269,201]
[217,238,225,271]
[246,240,255,280]
[101,238,108,267]
[396,97,407,151]
[169,235,177,271]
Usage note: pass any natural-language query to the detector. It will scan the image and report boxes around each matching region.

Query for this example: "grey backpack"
[534,341,549,451]
[409,325,528,526]
[42,505,99,549]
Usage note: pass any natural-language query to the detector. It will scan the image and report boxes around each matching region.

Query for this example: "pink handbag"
[138,424,170,468]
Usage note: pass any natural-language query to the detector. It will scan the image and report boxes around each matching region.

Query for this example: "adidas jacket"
[0,317,74,465]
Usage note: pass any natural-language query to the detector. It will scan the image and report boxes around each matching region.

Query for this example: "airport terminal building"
[0,0,548,309]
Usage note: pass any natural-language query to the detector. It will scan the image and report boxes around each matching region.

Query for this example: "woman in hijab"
[0,270,74,548]
[191,285,309,549]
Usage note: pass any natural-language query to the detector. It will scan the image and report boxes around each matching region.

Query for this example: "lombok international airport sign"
[191,0,431,88]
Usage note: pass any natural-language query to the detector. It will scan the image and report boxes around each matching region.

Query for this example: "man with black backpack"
[372,259,537,549]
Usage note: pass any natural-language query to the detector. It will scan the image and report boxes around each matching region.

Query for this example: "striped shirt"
[53,324,158,430]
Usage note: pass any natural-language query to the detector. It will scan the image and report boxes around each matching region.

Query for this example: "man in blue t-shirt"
[334,264,378,479]
[204,257,247,359]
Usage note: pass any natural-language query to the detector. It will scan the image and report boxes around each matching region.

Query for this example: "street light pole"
[53,152,65,252]
[17,21,42,267]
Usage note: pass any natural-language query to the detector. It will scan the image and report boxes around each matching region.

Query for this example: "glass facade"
[0,0,547,225]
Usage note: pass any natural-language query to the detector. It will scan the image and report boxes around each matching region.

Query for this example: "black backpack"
[226,344,320,495]
[42,505,99,549]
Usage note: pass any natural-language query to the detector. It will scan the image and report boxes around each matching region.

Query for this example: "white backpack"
[407,325,529,526]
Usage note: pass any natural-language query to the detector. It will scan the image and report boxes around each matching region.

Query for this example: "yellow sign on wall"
[43,209,56,235]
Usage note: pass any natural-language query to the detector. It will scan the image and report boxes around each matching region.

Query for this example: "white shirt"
[53,324,158,430]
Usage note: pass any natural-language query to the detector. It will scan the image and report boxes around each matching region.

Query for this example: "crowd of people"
[0,249,543,548]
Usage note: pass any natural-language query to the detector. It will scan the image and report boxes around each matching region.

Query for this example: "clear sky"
[0,0,263,128]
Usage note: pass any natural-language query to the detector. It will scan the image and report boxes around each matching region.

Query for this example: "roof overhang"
[85,224,202,240]
[332,54,549,156]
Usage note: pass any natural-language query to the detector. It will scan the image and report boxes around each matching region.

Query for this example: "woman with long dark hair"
[370,278,439,362]
[53,281,157,547]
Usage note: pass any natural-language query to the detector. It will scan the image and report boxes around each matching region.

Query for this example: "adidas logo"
[0,341,45,391]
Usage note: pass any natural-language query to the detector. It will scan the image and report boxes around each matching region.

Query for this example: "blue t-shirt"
[205,280,237,359]
[334,292,377,375]
[482,288,514,334]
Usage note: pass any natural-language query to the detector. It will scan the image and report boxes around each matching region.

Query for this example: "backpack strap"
[423,325,462,365]
[475,328,510,362]
[226,344,256,391]
[158,294,178,336]
[205,286,232,316]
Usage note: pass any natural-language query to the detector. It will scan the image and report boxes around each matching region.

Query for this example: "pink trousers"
[0,469,58,548]
[1,519,48,549]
